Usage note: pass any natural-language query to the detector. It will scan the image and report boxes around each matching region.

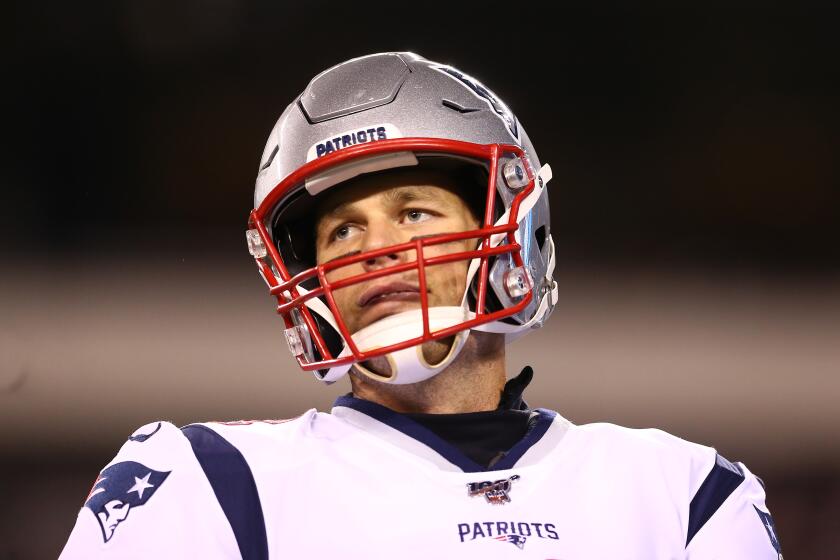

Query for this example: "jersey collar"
[331,394,566,473]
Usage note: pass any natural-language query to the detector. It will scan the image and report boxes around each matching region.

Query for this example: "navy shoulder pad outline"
[181,424,268,560]
[686,453,745,546]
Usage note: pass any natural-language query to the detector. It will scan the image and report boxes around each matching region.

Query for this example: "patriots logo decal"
[84,461,171,543]
[495,534,527,549]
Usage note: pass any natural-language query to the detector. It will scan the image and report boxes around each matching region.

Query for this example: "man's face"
[314,168,480,337]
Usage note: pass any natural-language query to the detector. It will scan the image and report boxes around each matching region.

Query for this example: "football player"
[60,52,783,559]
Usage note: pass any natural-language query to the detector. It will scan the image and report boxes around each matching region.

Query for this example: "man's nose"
[360,222,412,272]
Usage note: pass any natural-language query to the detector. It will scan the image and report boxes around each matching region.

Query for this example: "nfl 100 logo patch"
[467,474,520,505]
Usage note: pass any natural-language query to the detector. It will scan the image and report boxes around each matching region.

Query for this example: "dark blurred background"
[3,2,839,558]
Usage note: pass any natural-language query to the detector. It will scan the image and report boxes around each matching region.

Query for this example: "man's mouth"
[357,282,423,307]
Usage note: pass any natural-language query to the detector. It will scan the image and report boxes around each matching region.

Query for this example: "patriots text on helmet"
[314,126,388,159]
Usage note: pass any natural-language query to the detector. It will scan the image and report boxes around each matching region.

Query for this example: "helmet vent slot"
[260,145,279,171]
[441,99,480,114]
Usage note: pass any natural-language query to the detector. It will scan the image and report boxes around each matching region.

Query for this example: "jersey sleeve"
[685,456,783,559]
[58,421,241,560]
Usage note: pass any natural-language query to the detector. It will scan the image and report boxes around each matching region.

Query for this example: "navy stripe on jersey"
[491,409,556,470]
[334,395,555,473]
[182,425,269,560]
[686,453,745,546]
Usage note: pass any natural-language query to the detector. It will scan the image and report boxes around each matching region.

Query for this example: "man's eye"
[404,209,432,224]
[333,224,358,241]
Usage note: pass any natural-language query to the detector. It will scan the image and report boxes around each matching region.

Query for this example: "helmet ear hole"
[535,225,547,251]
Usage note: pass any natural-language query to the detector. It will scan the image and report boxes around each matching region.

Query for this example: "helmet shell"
[255,52,541,209]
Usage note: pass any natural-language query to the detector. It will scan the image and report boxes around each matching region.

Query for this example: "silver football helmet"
[248,52,557,385]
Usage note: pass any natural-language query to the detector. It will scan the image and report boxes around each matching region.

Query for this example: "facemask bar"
[248,138,537,375]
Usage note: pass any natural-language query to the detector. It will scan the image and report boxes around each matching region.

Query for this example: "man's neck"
[348,331,506,414]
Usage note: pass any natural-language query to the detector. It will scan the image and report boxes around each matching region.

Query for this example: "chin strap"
[320,306,471,384]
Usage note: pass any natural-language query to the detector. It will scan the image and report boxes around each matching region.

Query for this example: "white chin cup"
[319,306,470,385]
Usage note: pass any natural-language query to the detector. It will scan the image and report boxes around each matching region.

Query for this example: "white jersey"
[60,395,783,559]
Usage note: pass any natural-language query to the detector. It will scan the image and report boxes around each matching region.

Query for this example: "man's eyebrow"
[322,187,440,219]
[383,187,439,204]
